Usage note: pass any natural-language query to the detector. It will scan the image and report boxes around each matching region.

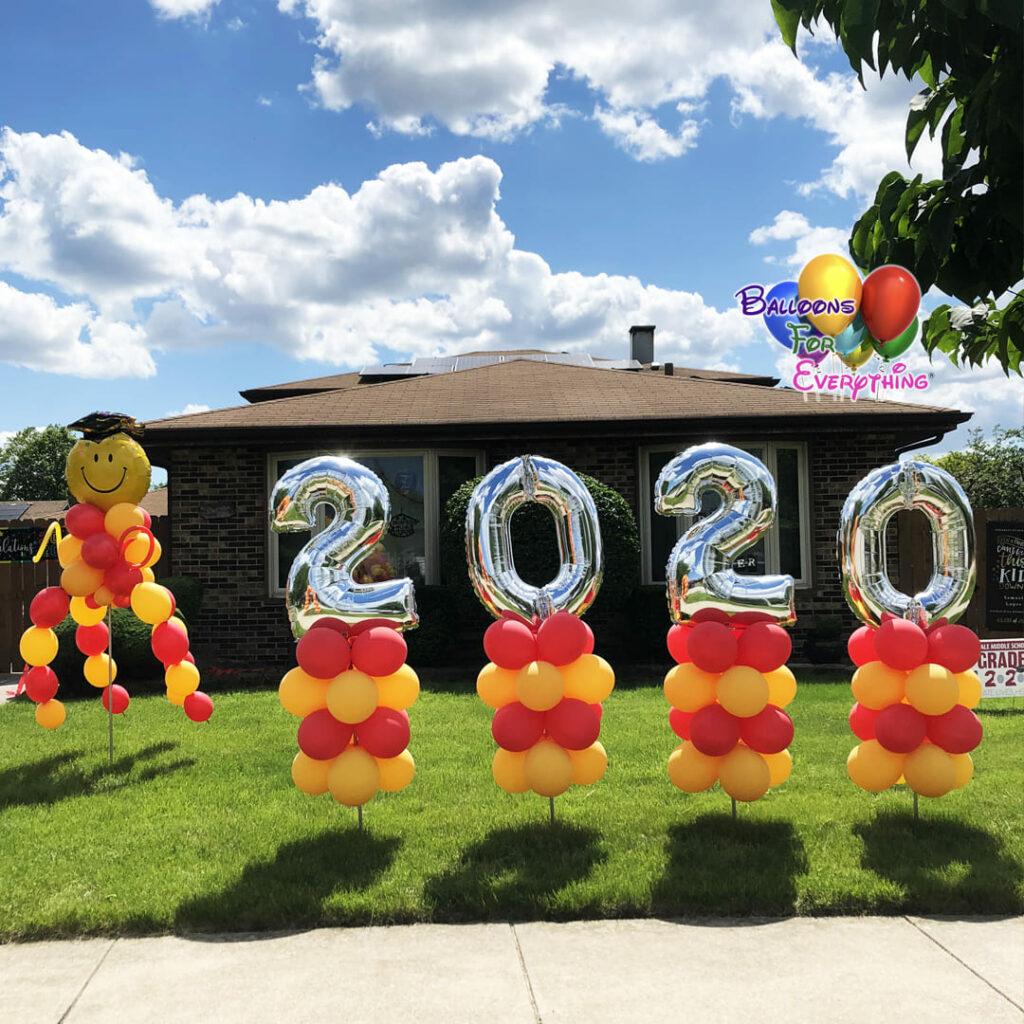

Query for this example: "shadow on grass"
[175,829,401,933]
[0,741,193,810]
[854,811,1024,914]
[654,814,808,916]
[425,822,606,920]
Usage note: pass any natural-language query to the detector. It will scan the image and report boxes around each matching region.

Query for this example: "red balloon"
[927,705,982,754]
[687,621,737,673]
[739,704,794,754]
[348,617,398,637]
[101,684,130,714]
[581,621,595,656]
[29,587,70,629]
[860,265,921,342]
[669,707,693,739]
[297,708,353,760]
[849,702,878,741]
[491,702,545,752]
[536,611,589,666]
[736,622,791,673]
[927,625,981,674]
[309,618,350,637]
[81,531,121,571]
[183,652,195,665]
[545,698,600,750]
[847,626,877,667]
[356,706,410,758]
[24,665,59,703]
[76,623,110,656]
[874,618,927,670]
[666,623,693,664]
[104,561,143,597]
[484,618,537,670]
[296,628,351,679]
[140,508,152,529]
[591,702,603,722]
[65,502,106,539]
[184,690,214,722]
[874,703,927,753]
[113,595,131,608]
[691,608,730,624]
[732,612,775,626]
[351,626,407,676]
[151,620,190,665]
[689,703,741,757]
[924,617,949,634]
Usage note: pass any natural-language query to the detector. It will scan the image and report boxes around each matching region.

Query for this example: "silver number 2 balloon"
[270,455,419,637]
[837,459,975,626]
[466,455,603,622]
[655,442,795,624]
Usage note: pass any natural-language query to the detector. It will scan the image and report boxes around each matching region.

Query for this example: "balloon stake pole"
[731,798,737,821]
[549,797,555,826]
[913,792,919,821]
[357,805,364,833]
[107,605,114,765]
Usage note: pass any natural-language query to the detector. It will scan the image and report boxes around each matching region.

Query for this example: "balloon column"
[839,460,983,799]
[17,413,211,729]
[656,444,798,804]
[467,456,613,803]
[271,457,419,812]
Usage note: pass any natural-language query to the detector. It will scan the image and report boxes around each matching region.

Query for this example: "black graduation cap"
[67,412,145,441]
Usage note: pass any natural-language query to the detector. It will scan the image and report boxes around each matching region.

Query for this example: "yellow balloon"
[903,743,956,798]
[477,663,518,709]
[716,666,769,718]
[667,741,720,793]
[57,534,83,568]
[492,748,529,793]
[904,663,958,716]
[374,664,420,710]
[326,669,378,724]
[35,698,66,729]
[140,567,155,583]
[61,559,104,598]
[764,748,792,787]
[84,653,117,688]
[561,653,615,703]
[847,739,903,792]
[524,740,573,797]
[20,626,58,667]
[279,667,329,717]
[515,661,565,712]
[664,663,717,712]
[765,665,797,708]
[955,669,982,709]
[377,749,415,792]
[327,746,380,806]
[130,581,174,625]
[66,435,150,510]
[951,752,974,788]
[123,532,160,567]
[292,751,331,795]
[719,746,771,802]
[569,740,607,785]
[838,338,875,370]
[851,661,906,710]
[797,253,862,335]
[93,586,116,607]
[103,502,146,541]
[165,661,199,703]
[69,596,107,626]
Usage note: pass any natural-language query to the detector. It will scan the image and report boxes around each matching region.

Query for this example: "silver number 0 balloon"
[655,442,795,624]
[837,459,976,626]
[270,455,419,637]
[466,455,603,622]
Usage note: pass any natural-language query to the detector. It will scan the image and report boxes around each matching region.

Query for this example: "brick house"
[143,331,971,665]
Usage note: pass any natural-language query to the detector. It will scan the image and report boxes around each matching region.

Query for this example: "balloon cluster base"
[663,611,796,804]
[846,616,982,798]
[282,619,418,809]
[478,612,613,799]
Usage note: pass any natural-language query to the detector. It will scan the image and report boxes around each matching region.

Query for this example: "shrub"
[404,586,461,667]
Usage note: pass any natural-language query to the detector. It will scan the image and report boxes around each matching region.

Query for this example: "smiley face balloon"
[66,413,151,510]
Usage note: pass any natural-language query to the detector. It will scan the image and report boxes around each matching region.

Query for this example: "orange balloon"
[797,254,862,335]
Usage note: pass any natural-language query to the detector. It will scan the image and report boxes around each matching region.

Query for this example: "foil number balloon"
[271,455,418,637]
[655,443,795,624]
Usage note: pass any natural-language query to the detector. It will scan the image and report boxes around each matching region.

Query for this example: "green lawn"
[1,680,1021,938]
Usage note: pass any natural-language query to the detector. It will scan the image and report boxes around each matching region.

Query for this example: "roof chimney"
[629,325,655,365]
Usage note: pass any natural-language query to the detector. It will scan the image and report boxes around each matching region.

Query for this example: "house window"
[269,450,482,595]
[639,442,810,587]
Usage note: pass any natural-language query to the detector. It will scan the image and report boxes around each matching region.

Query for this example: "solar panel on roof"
[543,353,594,366]
[452,355,496,370]
[0,502,31,520]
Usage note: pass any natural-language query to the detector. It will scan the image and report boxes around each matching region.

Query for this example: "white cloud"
[164,403,212,417]
[150,0,219,19]
[227,16,245,30]
[0,129,755,377]
[257,95,273,107]
[749,211,851,269]
[593,106,701,162]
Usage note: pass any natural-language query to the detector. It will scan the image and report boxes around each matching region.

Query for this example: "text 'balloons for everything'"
[271,456,420,811]
[657,444,797,804]
[467,456,612,803]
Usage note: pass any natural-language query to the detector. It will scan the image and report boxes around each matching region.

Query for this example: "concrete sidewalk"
[1,917,1021,1024]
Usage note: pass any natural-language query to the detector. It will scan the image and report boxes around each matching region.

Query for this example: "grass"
[0,678,1022,939]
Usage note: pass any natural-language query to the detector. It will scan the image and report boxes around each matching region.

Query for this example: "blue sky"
[0,0,1019,472]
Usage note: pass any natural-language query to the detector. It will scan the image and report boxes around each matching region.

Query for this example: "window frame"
[267,447,484,597]
[637,440,812,588]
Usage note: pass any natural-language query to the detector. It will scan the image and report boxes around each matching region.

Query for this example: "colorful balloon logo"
[797,255,862,336]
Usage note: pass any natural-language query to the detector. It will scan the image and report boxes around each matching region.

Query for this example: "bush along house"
[142,327,971,668]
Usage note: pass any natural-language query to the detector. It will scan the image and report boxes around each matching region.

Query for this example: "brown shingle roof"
[146,358,969,442]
